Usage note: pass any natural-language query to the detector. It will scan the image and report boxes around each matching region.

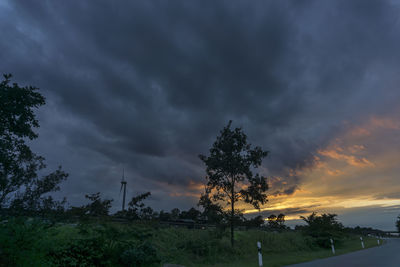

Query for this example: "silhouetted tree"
[277,213,286,227]
[34,195,67,218]
[245,215,265,228]
[180,207,201,221]
[229,209,246,227]
[0,74,68,213]
[170,208,180,220]
[300,212,343,230]
[267,214,279,229]
[396,215,400,233]
[65,205,87,218]
[267,213,288,230]
[158,210,171,221]
[199,121,269,246]
[198,188,225,224]
[126,192,153,220]
[139,206,155,220]
[344,225,385,236]
[300,212,344,248]
[84,192,113,217]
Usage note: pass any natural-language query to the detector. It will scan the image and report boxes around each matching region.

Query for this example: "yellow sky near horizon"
[242,114,400,223]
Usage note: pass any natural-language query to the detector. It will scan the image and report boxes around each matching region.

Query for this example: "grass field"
[158,229,381,267]
[198,235,381,267]
[0,218,382,267]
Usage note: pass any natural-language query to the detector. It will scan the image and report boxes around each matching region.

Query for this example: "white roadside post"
[377,237,380,245]
[360,237,365,249]
[257,241,263,267]
[330,238,335,255]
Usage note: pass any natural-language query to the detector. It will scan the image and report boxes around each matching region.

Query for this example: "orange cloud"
[348,145,365,153]
[326,169,343,176]
[349,116,400,138]
[318,148,374,167]
[187,180,204,191]
[350,127,371,137]
[370,116,400,130]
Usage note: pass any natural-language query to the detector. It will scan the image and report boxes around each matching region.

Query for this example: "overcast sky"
[1,0,400,230]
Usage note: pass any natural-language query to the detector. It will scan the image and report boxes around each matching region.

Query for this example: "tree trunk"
[231,201,234,246]
[231,186,235,247]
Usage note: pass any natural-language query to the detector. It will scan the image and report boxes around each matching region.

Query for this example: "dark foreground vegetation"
[0,212,386,267]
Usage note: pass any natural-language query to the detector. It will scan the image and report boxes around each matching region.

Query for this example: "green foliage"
[154,227,317,266]
[199,121,269,246]
[0,217,159,266]
[120,241,159,266]
[237,230,317,253]
[0,74,68,213]
[199,234,380,267]
[49,223,159,267]
[154,227,233,264]
[299,212,344,248]
[49,238,106,266]
[0,217,380,267]
[0,217,53,266]
[177,230,223,258]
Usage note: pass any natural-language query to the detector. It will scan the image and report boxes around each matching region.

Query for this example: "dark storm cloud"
[1,0,400,210]
[270,185,298,197]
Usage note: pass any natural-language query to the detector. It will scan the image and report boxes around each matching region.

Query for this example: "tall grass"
[152,228,319,266]
[0,218,381,267]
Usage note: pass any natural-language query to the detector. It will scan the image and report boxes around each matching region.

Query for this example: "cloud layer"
[1,0,400,228]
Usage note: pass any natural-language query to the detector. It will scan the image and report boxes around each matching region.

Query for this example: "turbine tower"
[120,169,127,211]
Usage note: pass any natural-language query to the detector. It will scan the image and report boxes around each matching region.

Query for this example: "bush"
[48,223,159,267]
[120,241,159,266]
[236,230,317,253]
[299,213,345,248]
[0,217,53,266]
[49,238,107,266]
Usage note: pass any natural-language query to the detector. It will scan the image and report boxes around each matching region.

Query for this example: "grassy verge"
[198,235,381,267]
[0,218,383,267]
[152,228,382,267]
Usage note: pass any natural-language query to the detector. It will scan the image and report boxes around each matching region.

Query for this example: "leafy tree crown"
[199,120,269,210]
[0,74,68,212]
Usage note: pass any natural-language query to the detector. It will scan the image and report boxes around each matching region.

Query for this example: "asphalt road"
[288,238,400,267]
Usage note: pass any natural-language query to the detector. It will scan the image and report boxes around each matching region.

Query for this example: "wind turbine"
[120,169,127,211]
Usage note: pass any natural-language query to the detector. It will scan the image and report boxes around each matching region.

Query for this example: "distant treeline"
[0,191,270,230]
[0,190,388,241]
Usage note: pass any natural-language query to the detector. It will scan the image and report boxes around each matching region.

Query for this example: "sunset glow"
[241,114,400,228]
